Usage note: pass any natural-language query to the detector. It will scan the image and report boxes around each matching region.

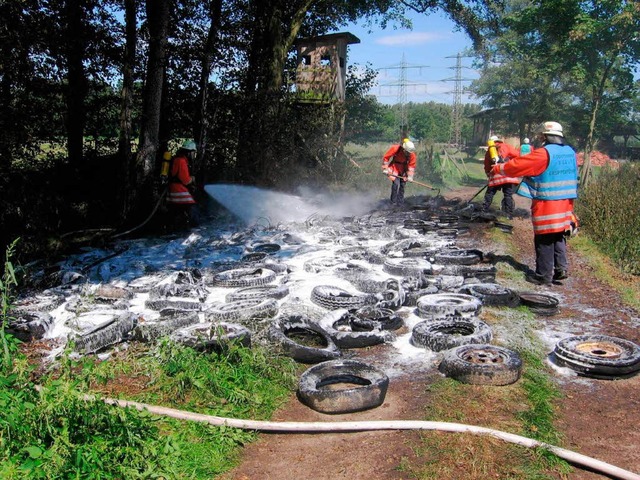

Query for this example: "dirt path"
[220,190,640,480]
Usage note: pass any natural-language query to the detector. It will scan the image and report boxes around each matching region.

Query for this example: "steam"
[204,184,379,224]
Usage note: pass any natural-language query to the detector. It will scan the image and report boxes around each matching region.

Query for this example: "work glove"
[407,176,414,182]
[382,167,390,175]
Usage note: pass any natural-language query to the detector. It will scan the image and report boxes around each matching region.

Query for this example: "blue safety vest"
[518,144,578,200]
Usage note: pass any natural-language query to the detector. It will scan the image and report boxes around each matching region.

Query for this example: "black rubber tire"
[433,249,483,266]
[145,299,202,311]
[353,306,404,331]
[211,267,277,287]
[6,311,54,342]
[325,312,396,349]
[460,283,520,307]
[552,334,640,378]
[403,286,440,306]
[494,221,513,233]
[373,279,405,310]
[268,315,341,364]
[241,252,268,263]
[72,313,138,354]
[130,311,200,343]
[518,292,559,316]
[416,293,482,319]
[251,243,281,254]
[311,285,374,310]
[438,344,523,386]
[298,359,389,414]
[303,257,343,273]
[205,298,279,323]
[171,322,252,351]
[382,258,433,277]
[411,318,493,352]
[225,284,290,302]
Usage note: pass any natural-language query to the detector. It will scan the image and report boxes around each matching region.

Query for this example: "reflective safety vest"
[167,156,196,205]
[517,144,577,200]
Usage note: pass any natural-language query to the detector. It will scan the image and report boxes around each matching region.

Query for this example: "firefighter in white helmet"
[482,135,520,217]
[491,121,578,285]
[382,138,417,206]
[520,137,532,156]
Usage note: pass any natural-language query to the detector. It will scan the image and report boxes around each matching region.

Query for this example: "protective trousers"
[483,183,516,215]
[534,232,568,283]
[390,176,406,205]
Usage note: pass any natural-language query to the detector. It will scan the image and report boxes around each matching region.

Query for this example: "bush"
[577,163,640,274]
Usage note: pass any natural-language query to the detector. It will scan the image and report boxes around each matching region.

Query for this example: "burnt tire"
[145,299,202,311]
[416,293,482,319]
[6,312,54,342]
[382,258,433,277]
[353,306,404,331]
[325,311,396,349]
[552,335,640,378]
[72,313,138,354]
[211,267,276,287]
[311,285,374,310]
[268,315,341,364]
[225,284,290,302]
[438,344,523,386]
[411,318,493,352]
[171,322,251,351]
[518,292,559,316]
[298,359,389,414]
[433,249,483,265]
[460,283,520,307]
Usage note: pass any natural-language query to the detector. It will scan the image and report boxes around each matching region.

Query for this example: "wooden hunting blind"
[293,32,360,103]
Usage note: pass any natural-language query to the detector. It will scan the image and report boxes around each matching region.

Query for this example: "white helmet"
[523,138,530,144]
[537,121,563,137]
[489,135,501,142]
[402,139,416,153]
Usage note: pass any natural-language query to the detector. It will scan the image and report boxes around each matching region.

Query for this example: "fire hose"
[78,392,640,480]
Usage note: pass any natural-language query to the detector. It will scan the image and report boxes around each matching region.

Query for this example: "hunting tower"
[293,32,360,103]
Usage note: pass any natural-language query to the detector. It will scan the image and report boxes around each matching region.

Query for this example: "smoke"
[204,184,380,225]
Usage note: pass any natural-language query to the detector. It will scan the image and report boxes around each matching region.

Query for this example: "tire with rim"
[205,298,279,323]
[171,322,251,351]
[268,315,341,364]
[438,344,523,386]
[298,359,389,414]
[411,317,493,352]
[416,293,482,319]
[552,334,640,378]
[211,267,277,287]
[311,285,374,310]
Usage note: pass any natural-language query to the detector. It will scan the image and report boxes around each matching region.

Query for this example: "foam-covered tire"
[552,335,640,378]
[438,344,522,386]
[411,318,493,352]
[311,285,374,310]
[130,311,200,343]
[72,313,138,354]
[145,299,202,311]
[211,267,276,287]
[353,306,404,331]
[171,322,251,351]
[460,283,520,307]
[6,312,53,341]
[325,312,396,349]
[268,315,341,364]
[298,359,389,414]
[416,293,482,319]
[433,249,483,265]
[225,284,290,302]
[383,258,433,277]
[205,298,279,323]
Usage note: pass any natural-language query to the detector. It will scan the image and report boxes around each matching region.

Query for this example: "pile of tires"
[551,334,640,379]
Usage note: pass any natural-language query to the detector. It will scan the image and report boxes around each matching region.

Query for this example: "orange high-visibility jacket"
[484,141,521,186]
[167,155,196,204]
[382,144,417,179]
[493,146,577,235]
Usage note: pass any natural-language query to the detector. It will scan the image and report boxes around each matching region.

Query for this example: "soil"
[219,188,640,480]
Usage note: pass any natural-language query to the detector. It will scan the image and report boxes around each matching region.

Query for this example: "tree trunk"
[193,0,223,185]
[135,0,170,213]
[64,0,88,167]
[118,0,137,219]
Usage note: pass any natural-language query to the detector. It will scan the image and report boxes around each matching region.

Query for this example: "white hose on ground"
[97,395,639,480]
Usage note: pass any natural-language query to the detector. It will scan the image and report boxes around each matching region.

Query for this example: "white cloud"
[376,31,449,46]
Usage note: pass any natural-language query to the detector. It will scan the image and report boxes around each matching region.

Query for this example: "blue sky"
[341,10,480,105]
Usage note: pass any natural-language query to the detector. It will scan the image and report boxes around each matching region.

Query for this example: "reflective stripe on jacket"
[517,144,578,200]
[484,142,521,186]
[167,155,196,205]
[531,198,575,235]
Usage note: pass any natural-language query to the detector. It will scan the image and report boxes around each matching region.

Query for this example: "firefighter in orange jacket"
[482,135,521,218]
[382,138,417,206]
[167,139,198,229]
[491,121,578,285]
